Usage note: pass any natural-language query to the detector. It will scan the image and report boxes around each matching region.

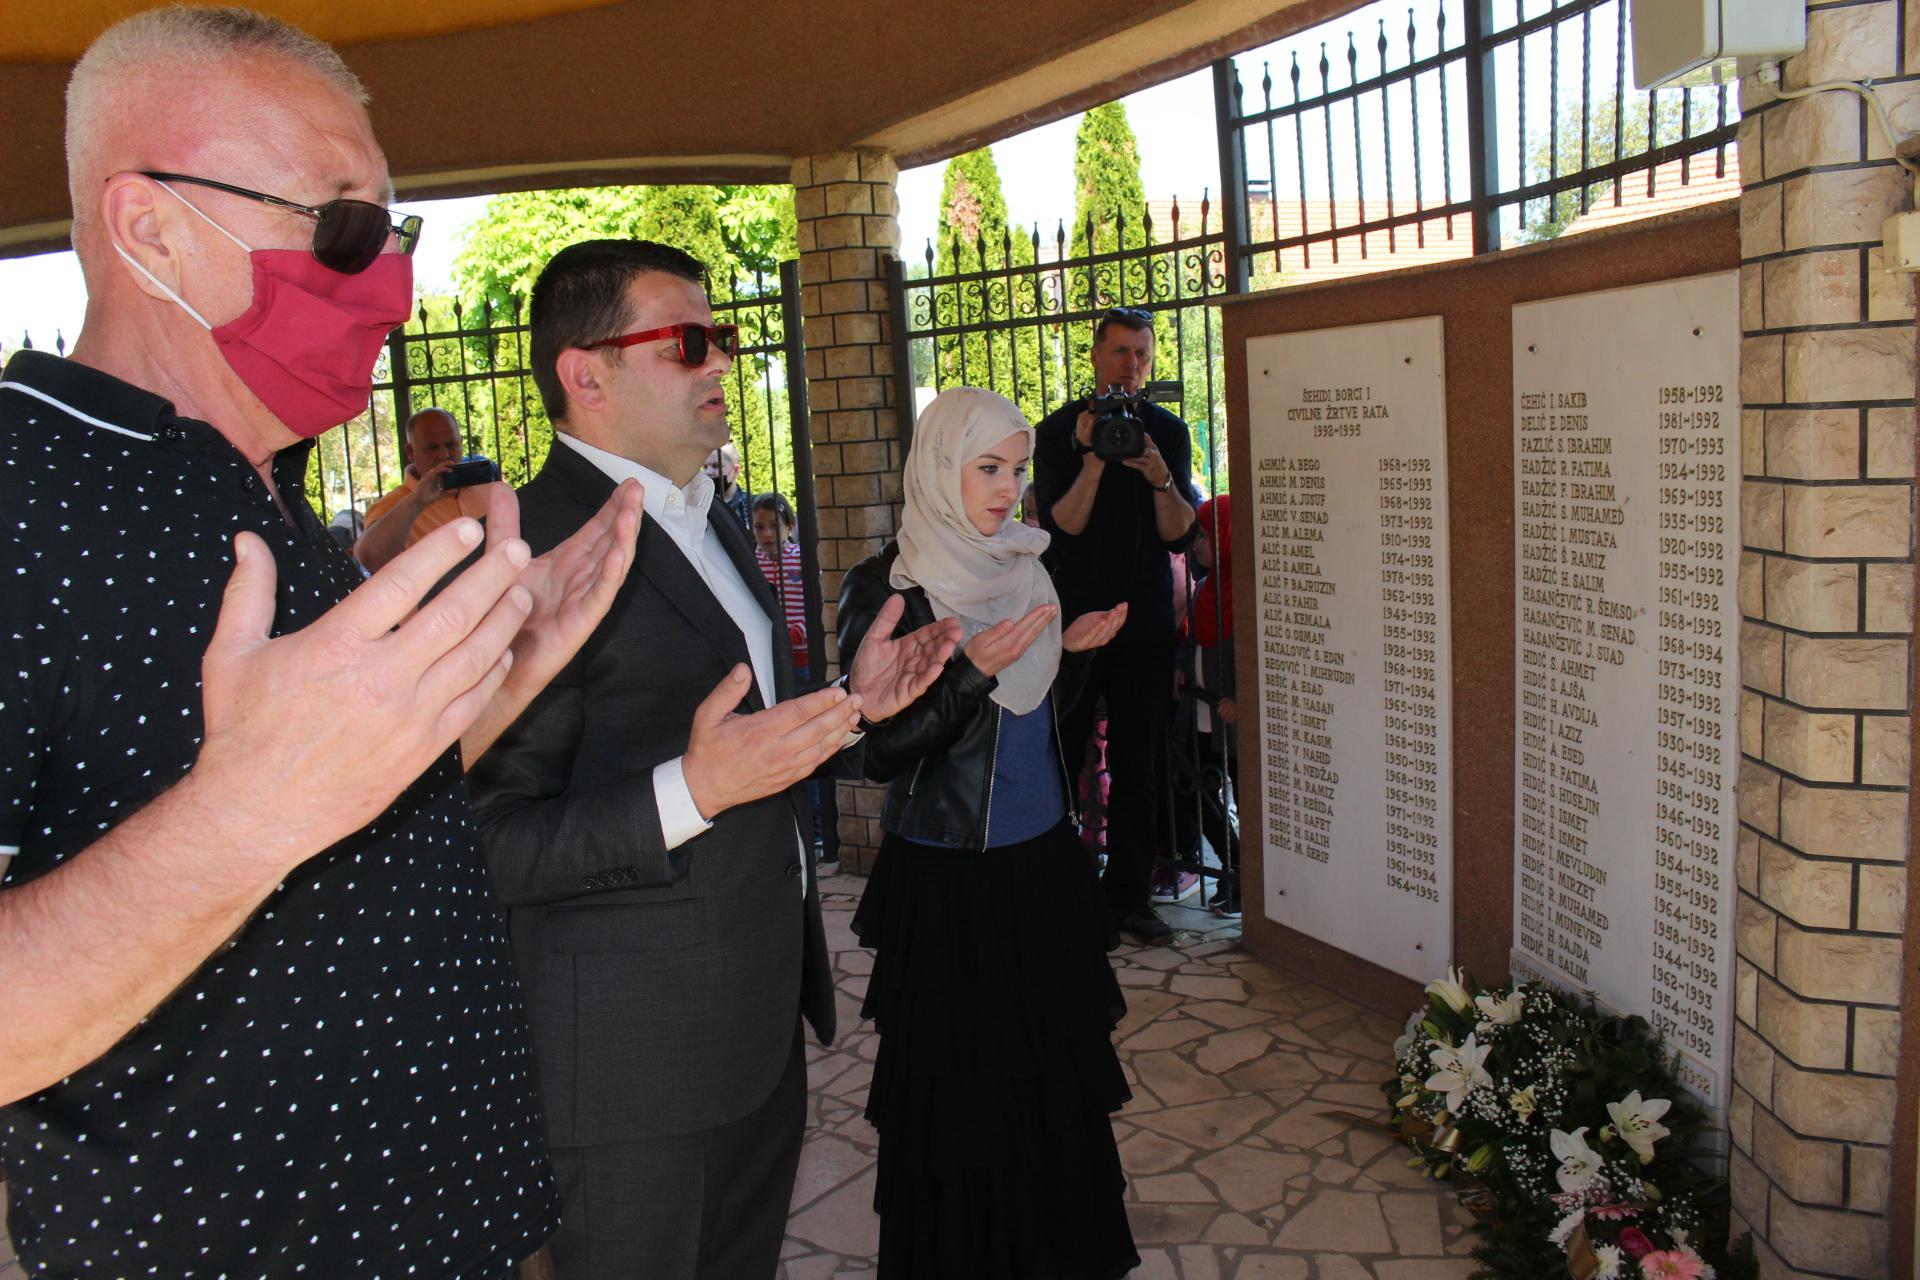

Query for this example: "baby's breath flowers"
[1383,969,1741,1280]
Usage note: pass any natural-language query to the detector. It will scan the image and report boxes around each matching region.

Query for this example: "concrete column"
[792,148,904,874]
[1731,3,1917,1274]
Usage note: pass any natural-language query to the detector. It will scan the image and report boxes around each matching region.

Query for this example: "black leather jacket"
[838,543,1091,851]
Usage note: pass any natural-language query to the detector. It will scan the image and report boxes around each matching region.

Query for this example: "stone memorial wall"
[1509,273,1742,1110]
[1246,316,1454,982]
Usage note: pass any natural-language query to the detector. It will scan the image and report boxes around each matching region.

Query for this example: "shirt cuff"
[653,757,713,851]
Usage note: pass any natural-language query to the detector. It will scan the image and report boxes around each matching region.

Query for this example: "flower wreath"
[1383,968,1756,1280]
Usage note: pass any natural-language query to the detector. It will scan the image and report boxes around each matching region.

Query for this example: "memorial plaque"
[1510,273,1740,1110]
[1247,316,1453,981]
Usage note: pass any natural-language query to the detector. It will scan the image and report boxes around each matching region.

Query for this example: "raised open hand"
[198,518,531,870]
[682,666,862,818]
[1062,603,1128,653]
[962,603,1059,678]
[455,480,644,763]
[848,593,963,721]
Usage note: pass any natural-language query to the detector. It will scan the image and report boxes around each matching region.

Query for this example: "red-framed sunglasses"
[585,323,739,366]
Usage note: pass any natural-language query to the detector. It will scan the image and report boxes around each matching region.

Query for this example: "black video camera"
[443,455,502,490]
[1086,381,1183,461]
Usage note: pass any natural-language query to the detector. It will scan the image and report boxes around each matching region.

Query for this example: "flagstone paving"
[778,875,1484,1279]
[0,875,1481,1279]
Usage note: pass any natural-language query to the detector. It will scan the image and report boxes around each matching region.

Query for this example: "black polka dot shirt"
[0,352,559,1277]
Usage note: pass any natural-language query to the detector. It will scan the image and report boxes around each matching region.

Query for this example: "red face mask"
[115,185,414,438]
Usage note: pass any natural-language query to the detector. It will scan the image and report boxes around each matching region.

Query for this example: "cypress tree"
[1066,102,1150,389]
[931,148,1053,424]
[1069,102,1148,260]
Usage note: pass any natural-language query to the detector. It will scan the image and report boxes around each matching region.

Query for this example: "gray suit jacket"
[468,442,835,1148]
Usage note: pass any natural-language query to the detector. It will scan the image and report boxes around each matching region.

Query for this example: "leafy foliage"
[930,149,1056,426]
[1070,103,1149,259]
[453,184,796,305]
[1067,103,1150,383]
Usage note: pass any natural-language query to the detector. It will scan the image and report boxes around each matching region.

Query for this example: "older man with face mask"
[0,8,641,1277]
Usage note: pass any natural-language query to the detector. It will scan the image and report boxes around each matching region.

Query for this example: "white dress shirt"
[556,433,790,863]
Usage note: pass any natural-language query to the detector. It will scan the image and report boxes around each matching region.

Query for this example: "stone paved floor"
[779,875,1483,1279]
[0,876,1481,1279]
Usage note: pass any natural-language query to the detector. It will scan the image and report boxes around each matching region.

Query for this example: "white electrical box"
[1885,214,1920,274]
[1631,0,1806,89]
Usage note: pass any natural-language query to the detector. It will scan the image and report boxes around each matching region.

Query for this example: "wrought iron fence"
[1217,0,1741,285]
[886,200,1233,494]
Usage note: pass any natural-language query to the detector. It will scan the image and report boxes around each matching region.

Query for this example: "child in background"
[752,491,811,682]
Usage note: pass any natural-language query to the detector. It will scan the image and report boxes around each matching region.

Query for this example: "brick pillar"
[792,148,904,875]
[1731,4,1917,1275]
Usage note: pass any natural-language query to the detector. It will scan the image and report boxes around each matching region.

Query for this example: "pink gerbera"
[1638,1249,1708,1280]
[1589,1203,1641,1221]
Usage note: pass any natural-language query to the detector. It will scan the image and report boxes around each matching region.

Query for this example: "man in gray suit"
[468,239,958,1280]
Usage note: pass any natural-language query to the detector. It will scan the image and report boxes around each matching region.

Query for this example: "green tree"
[435,183,801,505]
[1070,103,1148,258]
[1067,102,1151,386]
[453,184,794,303]
[929,149,1056,425]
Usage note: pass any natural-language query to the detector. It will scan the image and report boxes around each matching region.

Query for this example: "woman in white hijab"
[836,387,1137,1279]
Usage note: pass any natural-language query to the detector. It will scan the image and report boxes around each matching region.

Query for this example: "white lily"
[1425,966,1473,1014]
[1425,1033,1494,1112]
[1605,1090,1672,1163]
[1473,989,1526,1031]
[1550,1125,1604,1193]
[1392,1008,1426,1057]
[1508,1084,1538,1120]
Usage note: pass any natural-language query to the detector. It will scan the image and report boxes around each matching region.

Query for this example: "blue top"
[927,692,1067,849]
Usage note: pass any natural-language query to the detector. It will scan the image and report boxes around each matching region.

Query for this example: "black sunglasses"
[584,323,741,367]
[1103,307,1154,326]
[140,171,422,274]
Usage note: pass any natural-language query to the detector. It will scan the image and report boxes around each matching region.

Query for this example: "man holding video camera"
[356,406,508,570]
[1032,307,1197,943]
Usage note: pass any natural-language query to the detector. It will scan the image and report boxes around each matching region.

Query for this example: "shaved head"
[61,6,401,460]
[66,7,367,252]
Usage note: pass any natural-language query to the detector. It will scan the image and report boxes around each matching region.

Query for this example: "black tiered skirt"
[853,822,1141,1280]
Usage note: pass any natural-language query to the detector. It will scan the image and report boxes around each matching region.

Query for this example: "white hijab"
[892,387,1061,715]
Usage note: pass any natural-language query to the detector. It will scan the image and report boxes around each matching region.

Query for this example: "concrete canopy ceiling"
[0,0,1348,257]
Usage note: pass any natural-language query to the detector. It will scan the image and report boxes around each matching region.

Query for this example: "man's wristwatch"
[836,673,890,733]
[1153,476,1174,493]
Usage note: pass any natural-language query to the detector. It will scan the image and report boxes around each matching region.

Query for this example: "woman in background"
[837,386,1138,1279]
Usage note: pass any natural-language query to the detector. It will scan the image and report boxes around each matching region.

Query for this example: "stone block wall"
[1732,3,1918,1274]
[791,148,905,874]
